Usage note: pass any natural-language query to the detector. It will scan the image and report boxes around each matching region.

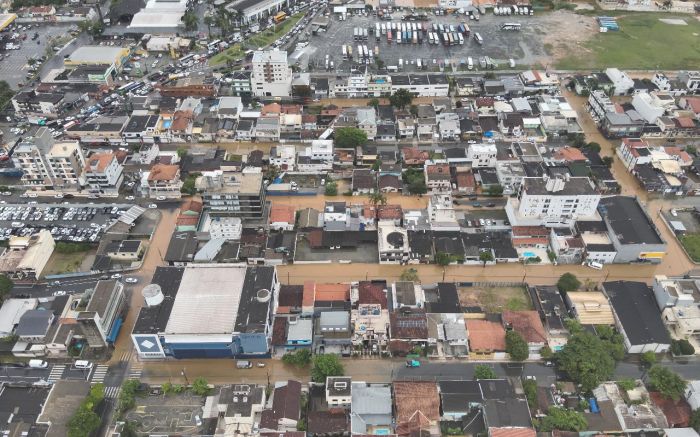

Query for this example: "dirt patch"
[537,10,598,64]
[457,285,532,313]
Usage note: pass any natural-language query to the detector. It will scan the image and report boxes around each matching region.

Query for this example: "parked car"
[125,277,138,284]
[110,273,122,279]
[148,204,157,209]
[405,359,421,368]
[52,290,66,296]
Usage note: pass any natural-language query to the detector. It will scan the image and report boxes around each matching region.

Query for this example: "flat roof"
[604,281,670,347]
[523,176,596,196]
[67,46,126,64]
[132,266,184,334]
[86,280,118,319]
[165,265,247,335]
[599,196,665,245]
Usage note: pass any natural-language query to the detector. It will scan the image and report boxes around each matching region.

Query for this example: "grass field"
[44,251,92,276]
[458,285,532,313]
[210,13,304,66]
[556,13,700,70]
[680,233,700,262]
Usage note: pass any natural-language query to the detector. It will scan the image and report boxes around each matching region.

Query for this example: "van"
[29,359,48,368]
[236,360,253,369]
[74,360,92,369]
[586,261,603,270]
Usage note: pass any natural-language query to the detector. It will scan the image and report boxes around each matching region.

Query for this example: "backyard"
[457,285,532,313]
[556,13,700,69]
[680,233,700,262]
[210,13,304,66]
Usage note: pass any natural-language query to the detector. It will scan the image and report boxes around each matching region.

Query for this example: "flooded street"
[270,192,429,210]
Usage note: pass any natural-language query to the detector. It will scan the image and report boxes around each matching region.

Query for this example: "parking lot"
[302,9,587,71]
[0,23,76,88]
[0,203,130,242]
[125,391,207,436]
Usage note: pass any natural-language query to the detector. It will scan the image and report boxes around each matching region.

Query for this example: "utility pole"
[181,368,189,385]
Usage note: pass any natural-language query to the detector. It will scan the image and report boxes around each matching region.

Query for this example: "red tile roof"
[393,382,440,425]
[512,226,549,237]
[377,204,403,220]
[554,146,587,162]
[358,281,388,308]
[269,204,295,224]
[502,310,547,344]
[649,392,691,427]
[466,319,506,351]
[490,428,536,437]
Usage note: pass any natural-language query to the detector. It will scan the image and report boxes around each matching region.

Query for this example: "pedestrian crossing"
[118,349,134,363]
[128,363,143,380]
[104,386,121,399]
[47,365,65,383]
[91,365,109,384]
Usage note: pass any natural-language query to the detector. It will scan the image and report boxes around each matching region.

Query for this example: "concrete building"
[83,152,124,195]
[467,143,497,167]
[64,45,129,77]
[226,0,288,25]
[598,196,666,263]
[128,0,188,34]
[12,91,64,118]
[77,279,126,347]
[46,141,87,190]
[12,136,53,188]
[0,230,55,280]
[605,68,634,96]
[145,163,182,199]
[378,222,409,264]
[131,264,279,359]
[350,382,393,434]
[326,376,352,407]
[251,50,292,97]
[506,176,600,227]
[197,168,265,221]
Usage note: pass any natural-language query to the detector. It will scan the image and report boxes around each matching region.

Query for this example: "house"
[393,382,441,436]
[145,163,182,199]
[427,313,468,357]
[531,286,568,351]
[352,169,376,194]
[378,223,409,264]
[269,144,297,171]
[326,376,352,407]
[236,119,255,141]
[378,174,402,193]
[389,308,428,355]
[502,310,547,357]
[425,163,452,193]
[15,309,54,344]
[564,291,615,326]
[260,380,302,432]
[605,68,634,95]
[105,240,144,261]
[269,205,296,231]
[402,148,429,166]
[210,384,266,436]
[604,280,671,354]
[350,382,393,435]
[391,281,425,309]
[315,311,352,353]
[466,319,506,358]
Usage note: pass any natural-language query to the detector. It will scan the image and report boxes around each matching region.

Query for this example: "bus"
[274,12,287,23]
[354,27,359,40]
[207,39,222,50]
[117,81,136,94]
[342,45,348,60]
[458,33,464,44]
[177,54,195,66]
[375,23,380,38]
[474,32,483,44]
[501,22,521,31]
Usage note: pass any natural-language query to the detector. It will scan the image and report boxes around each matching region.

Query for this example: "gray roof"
[523,176,596,196]
[15,310,52,337]
[351,382,393,434]
[287,318,313,342]
[319,311,349,329]
[599,196,664,245]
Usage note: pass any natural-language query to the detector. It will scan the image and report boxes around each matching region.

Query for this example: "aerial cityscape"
[1,0,700,435]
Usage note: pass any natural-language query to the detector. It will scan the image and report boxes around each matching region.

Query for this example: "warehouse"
[131,264,279,359]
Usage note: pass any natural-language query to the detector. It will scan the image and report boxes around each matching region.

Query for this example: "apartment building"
[197,168,266,220]
[45,141,87,190]
[83,152,124,196]
[145,164,183,199]
[251,50,292,97]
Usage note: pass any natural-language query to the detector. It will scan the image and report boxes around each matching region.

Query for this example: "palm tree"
[369,191,387,208]
[203,15,215,38]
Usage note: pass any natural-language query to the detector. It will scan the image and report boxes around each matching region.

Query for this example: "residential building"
[269,144,297,170]
[326,376,352,407]
[211,384,266,436]
[12,135,53,188]
[76,279,126,347]
[145,163,182,199]
[83,152,124,195]
[467,143,497,167]
[269,204,295,231]
[260,380,302,432]
[251,50,292,97]
[564,291,615,326]
[502,310,547,357]
[46,141,87,190]
[197,168,265,221]
[425,162,452,192]
[12,91,64,117]
[378,222,409,264]
[393,382,440,436]
[350,382,393,435]
[605,68,634,95]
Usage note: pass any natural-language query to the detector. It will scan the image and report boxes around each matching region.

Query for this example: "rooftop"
[604,281,670,347]
[599,196,665,245]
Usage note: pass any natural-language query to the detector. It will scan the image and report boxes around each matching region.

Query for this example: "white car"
[110,273,122,279]
[125,195,135,201]
[125,277,138,284]
[156,196,166,201]
[52,290,67,296]
[148,204,158,209]
[671,208,678,217]
[54,194,64,199]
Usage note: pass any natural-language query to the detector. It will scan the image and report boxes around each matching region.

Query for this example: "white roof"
[0,298,37,336]
[252,50,287,64]
[68,46,125,64]
[164,265,247,334]
[129,11,185,28]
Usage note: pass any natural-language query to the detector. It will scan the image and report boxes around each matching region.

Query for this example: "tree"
[557,330,616,391]
[648,365,686,401]
[400,268,419,282]
[191,377,211,396]
[474,364,497,380]
[311,354,344,383]
[536,407,588,432]
[585,142,601,153]
[523,379,537,409]
[324,181,338,196]
[641,351,657,368]
[120,421,139,437]
[486,184,504,197]
[602,156,614,168]
[0,274,13,303]
[389,88,413,110]
[557,273,581,292]
[435,252,453,266]
[687,145,697,156]
[203,14,215,37]
[177,147,188,158]
[282,349,312,367]
[369,191,387,207]
[408,180,427,194]
[483,72,496,80]
[617,378,636,391]
[162,382,174,395]
[334,127,367,149]
[479,251,494,267]
[691,409,700,433]
[372,159,381,171]
[368,97,380,109]
[540,345,553,359]
[671,339,695,356]
[68,407,101,437]
[506,331,529,361]
[182,11,199,31]
[0,81,14,111]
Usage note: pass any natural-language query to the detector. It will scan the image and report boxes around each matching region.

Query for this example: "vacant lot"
[43,249,96,276]
[458,285,532,313]
[557,13,700,69]
[680,233,700,262]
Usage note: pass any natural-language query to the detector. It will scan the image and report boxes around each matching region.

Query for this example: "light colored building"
[506,176,600,227]
[428,193,459,231]
[467,143,497,167]
[64,45,129,75]
[269,144,297,170]
[145,164,182,199]
[12,139,53,188]
[605,68,634,96]
[128,0,188,33]
[0,230,57,280]
[198,168,265,220]
[425,162,451,193]
[326,376,352,407]
[46,141,87,189]
[83,152,123,195]
[77,279,125,347]
[251,50,292,97]
[378,222,409,264]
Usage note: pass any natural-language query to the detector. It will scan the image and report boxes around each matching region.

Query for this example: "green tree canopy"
[435,252,453,266]
[486,184,504,197]
[68,407,101,437]
[182,11,199,31]
[311,354,344,383]
[191,377,211,396]
[557,273,581,292]
[557,330,616,391]
[334,127,367,149]
[368,97,380,108]
[640,351,657,368]
[282,349,312,367]
[389,89,413,109]
[0,274,13,303]
[324,181,338,196]
[648,365,686,401]
[506,331,529,361]
[690,409,700,433]
[400,268,419,282]
[479,251,494,267]
[536,407,588,432]
[474,364,497,380]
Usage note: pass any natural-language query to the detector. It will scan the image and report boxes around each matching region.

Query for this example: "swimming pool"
[374,429,391,435]
[523,251,536,258]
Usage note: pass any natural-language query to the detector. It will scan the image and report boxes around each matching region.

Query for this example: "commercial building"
[506,176,600,227]
[131,264,279,359]
[83,152,124,195]
[604,281,671,354]
[64,45,129,77]
[251,50,292,97]
[198,168,266,221]
[77,279,126,347]
[128,0,188,33]
[0,230,55,280]
[12,91,64,118]
[598,196,666,263]
[226,0,288,25]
